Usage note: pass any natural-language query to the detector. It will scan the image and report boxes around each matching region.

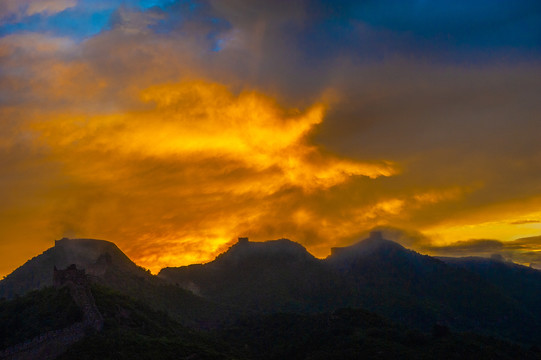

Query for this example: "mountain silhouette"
[325,232,540,343]
[439,256,541,320]
[0,238,237,328]
[2,233,541,345]
[160,232,541,343]
[159,238,349,313]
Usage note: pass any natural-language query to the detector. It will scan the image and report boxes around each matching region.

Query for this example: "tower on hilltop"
[238,237,249,244]
[53,264,87,288]
[369,230,384,240]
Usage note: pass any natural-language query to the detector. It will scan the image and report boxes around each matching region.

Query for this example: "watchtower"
[369,231,384,240]
[238,237,249,244]
[53,264,87,288]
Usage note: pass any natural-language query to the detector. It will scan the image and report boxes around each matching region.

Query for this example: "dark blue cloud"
[0,8,114,39]
[295,0,541,61]
[0,0,181,39]
[1,0,539,60]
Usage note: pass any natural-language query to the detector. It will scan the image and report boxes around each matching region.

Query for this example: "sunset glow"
[1,1,541,276]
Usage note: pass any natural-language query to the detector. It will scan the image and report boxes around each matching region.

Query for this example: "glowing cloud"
[2,1,541,277]
[24,80,396,272]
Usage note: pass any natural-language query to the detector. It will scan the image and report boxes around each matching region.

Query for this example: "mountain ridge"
[1,233,540,344]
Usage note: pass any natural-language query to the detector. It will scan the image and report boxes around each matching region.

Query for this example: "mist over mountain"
[160,232,541,344]
[1,233,541,354]
[326,233,540,343]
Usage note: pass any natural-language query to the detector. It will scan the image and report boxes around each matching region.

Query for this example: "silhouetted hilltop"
[0,238,239,328]
[0,238,143,299]
[213,237,317,265]
[327,231,421,267]
[160,233,541,344]
[159,237,347,313]
[323,233,539,342]
[2,234,541,345]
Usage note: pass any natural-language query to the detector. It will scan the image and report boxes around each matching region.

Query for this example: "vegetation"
[2,285,540,359]
[0,287,82,349]
[216,308,541,360]
[2,238,541,358]
[57,285,241,360]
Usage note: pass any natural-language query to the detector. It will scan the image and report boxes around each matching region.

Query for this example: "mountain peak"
[329,231,406,259]
[212,237,316,265]
[0,237,144,299]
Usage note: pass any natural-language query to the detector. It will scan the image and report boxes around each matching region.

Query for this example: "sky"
[1,0,541,276]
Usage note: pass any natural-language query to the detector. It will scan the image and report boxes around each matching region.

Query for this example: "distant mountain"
[160,232,541,344]
[439,256,541,319]
[3,234,541,346]
[159,238,350,313]
[326,232,539,343]
[0,238,237,328]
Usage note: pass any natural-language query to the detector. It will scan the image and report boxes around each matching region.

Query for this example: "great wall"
[0,265,103,360]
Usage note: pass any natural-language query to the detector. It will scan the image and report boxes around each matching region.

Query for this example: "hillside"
[217,308,541,360]
[0,287,82,350]
[57,285,241,360]
[439,256,541,319]
[325,232,539,342]
[2,235,541,346]
[0,238,239,328]
[160,233,541,344]
[2,285,539,360]
[159,238,350,313]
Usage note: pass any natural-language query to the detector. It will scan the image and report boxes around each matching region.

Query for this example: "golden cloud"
[2,19,541,277]
[24,80,397,272]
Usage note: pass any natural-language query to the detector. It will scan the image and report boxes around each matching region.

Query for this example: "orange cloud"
[21,80,397,272]
[1,14,541,278]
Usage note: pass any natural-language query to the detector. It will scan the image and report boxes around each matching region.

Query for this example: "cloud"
[426,236,541,269]
[26,0,77,16]
[365,227,541,269]
[0,0,77,21]
[509,219,541,225]
[1,1,541,277]
[3,79,395,273]
[430,239,504,255]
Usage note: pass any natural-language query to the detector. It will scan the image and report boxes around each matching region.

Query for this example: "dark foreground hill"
[159,238,350,313]
[160,232,541,345]
[2,234,541,347]
[0,284,240,360]
[0,238,239,328]
[2,285,539,360]
[217,309,541,360]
